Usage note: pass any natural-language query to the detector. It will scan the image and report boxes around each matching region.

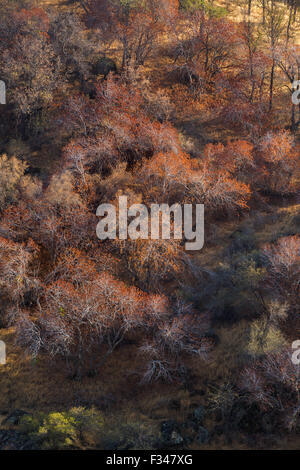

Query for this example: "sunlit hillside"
[0,0,299,451]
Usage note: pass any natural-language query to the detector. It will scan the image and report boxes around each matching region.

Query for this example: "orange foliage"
[63,77,181,177]
[263,235,300,309]
[257,131,299,194]
[139,150,252,213]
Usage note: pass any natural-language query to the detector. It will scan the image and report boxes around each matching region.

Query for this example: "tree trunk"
[286,5,293,45]
[269,60,275,111]
[291,101,296,131]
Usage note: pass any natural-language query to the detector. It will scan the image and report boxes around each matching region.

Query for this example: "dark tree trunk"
[269,60,275,111]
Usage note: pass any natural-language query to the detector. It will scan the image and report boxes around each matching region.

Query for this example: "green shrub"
[19,407,104,449]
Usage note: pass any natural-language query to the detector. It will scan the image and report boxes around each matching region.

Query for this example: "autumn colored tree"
[0,177,97,261]
[240,348,300,430]
[0,0,299,431]
[87,0,178,69]
[203,140,255,180]
[0,154,41,212]
[257,130,299,194]
[0,7,62,136]
[139,311,212,383]
[0,236,40,326]
[263,0,286,111]
[240,18,268,104]
[116,237,184,290]
[275,44,300,130]
[262,235,300,314]
[49,11,96,83]
[170,10,239,96]
[139,151,194,203]
[139,150,252,216]
[62,76,181,178]
[16,272,171,376]
[222,99,271,139]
